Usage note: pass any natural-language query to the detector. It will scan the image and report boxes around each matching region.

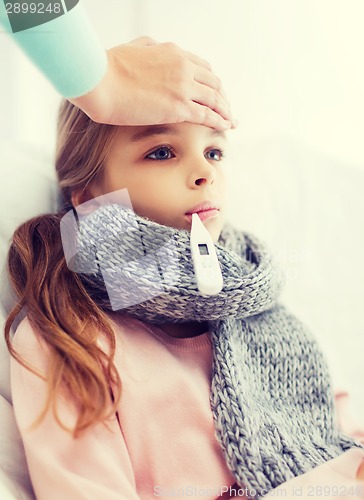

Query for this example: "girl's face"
[74,122,228,242]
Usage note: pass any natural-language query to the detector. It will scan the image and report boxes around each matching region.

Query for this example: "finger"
[192,61,231,108]
[193,64,223,92]
[219,85,230,107]
[231,117,239,129]
[193,68,234,119]
[128,36,159,47]
[183,101,232,131]
[191,81,232,122]
[180,49,212,71]
[192,78,239,128]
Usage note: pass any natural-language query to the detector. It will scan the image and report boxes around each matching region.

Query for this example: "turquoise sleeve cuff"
[0,2,107,98]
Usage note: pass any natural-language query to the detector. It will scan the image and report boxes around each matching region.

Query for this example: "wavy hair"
[4,100,121,437]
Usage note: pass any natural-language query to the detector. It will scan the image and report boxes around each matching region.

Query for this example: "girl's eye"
[146,146,174,161]
[205,149,224,161]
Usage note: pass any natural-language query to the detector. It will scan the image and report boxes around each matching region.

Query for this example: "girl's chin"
[204,218,223,243]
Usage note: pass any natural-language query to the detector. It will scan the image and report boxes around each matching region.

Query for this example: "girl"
[4,99,364,500]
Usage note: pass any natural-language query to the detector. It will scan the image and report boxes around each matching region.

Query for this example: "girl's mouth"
[185,209,219,223]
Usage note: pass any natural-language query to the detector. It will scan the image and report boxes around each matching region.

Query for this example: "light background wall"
[1,1,364,416]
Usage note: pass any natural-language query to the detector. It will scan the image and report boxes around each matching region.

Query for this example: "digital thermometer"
[190,213,223,295]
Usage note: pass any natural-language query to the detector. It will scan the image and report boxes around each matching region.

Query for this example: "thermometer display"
[198,244,209,255]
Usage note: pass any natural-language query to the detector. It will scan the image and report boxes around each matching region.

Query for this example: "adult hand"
[334,392,364,447]
[358,459,364,482]
[69,36,237,130]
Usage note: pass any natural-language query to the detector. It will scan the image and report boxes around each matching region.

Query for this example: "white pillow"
[0,141,57,499]
[0,140,58,315]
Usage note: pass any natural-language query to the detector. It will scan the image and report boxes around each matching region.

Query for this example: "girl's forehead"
[115,122,227,144]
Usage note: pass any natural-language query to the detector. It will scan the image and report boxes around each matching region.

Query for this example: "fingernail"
[221,121,231,130]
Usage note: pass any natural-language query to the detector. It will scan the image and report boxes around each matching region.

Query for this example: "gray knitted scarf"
[62,202,364,499]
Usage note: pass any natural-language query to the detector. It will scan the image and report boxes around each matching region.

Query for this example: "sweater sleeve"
[0,2,107,98]
[10,318,139,500]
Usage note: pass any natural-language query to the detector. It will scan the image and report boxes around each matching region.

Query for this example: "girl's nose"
[188,158,216,188]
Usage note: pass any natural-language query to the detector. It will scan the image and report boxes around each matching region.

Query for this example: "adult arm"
[0,3,236,129]
[10,317,140,500]
[0,2,107,100]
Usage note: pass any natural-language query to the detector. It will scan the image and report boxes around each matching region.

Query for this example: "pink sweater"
[10,313,364,500]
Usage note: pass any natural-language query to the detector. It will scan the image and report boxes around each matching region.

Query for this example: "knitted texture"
[65,203,364,498]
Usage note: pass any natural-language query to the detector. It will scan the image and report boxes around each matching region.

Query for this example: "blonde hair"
[5,100,121,437]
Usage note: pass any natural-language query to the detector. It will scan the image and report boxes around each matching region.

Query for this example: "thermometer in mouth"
[190,213,223,296]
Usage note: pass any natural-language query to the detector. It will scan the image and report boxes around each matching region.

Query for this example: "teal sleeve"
[0,2,107,98]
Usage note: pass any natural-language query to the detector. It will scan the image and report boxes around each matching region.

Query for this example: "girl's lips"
[185,209,219,223]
